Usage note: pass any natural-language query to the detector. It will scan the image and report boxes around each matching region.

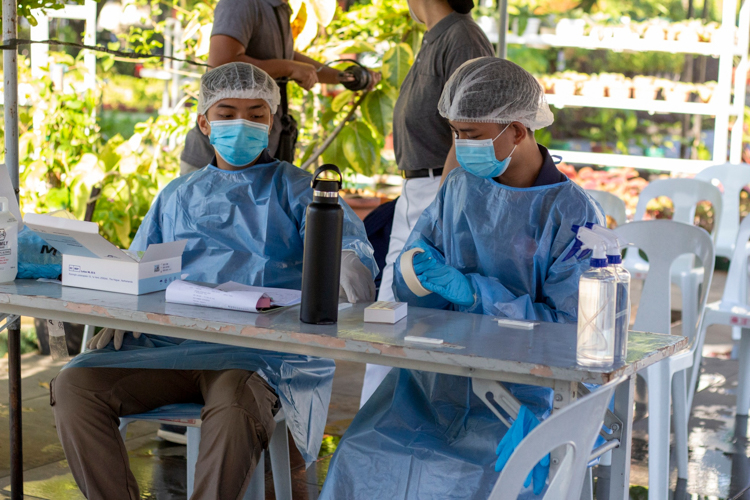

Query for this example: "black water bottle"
[300,165,344,324]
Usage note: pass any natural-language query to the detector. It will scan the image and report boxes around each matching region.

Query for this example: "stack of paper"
[216,281,301,307]
[165,280,301,313]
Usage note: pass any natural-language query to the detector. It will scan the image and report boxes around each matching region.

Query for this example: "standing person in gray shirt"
[360,0,494,407]
[180,0,380,174]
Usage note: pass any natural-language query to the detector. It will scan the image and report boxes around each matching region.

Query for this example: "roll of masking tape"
[400,248,432,297]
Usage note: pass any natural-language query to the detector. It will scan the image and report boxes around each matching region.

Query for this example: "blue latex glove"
[411,241,442,274]
[409,240,474,306]
[417,265,475,307]
[495,405,550,495]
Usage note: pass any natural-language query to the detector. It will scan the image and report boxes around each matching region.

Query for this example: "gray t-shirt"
[181,0,294,168]
[393,13,494,171]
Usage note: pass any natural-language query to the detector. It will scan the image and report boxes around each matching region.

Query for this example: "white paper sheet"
[166,280,271,313]
[216,281,301,307]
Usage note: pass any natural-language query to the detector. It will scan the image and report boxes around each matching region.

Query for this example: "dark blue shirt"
[533,145,568,187]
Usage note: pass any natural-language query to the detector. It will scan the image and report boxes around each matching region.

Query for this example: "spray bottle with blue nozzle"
[590,225,631,364]
[564,222,595,262]
[576,227,616,367]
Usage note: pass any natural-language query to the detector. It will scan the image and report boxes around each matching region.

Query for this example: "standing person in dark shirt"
[180,0,380,174]
[361,0,494,407]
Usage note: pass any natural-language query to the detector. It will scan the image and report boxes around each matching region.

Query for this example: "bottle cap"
[311,164,343,204]
[564,222,597,261]
[576,227,608,267]
[590,225,626,264]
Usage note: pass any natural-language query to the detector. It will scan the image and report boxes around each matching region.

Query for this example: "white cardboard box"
[364,301,408,324]
[24,213,186,295]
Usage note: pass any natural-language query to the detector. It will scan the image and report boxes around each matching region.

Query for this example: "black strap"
[272,7,292,115]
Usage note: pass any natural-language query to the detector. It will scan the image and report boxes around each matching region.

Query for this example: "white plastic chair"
[614,220,715,500]
[695,163,750,260]
[622,178,722,352]
[488,377,623,500]
[119,404,292,500]
[585,189,627,227]
[698,213,750,415]
[695,163,750,349]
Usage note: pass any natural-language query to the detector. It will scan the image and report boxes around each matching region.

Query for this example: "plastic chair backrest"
[624,178,722,275]
[488,378,622,500]
[695,163,750,259]
[615,221,715,345]
[585,189,627,227]
[721,212,750,304]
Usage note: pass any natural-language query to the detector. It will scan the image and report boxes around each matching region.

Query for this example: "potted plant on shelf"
[605,75,632,100]
[697,81,717,103]
[663,82,694,102]
[632,76,659,100]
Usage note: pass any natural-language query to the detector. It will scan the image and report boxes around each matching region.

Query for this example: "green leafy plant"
[16,56,187,248]
[578,109,644,154]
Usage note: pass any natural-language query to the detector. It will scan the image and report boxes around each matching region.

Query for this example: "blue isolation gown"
[320,167,603,498]
[66,151,377,465]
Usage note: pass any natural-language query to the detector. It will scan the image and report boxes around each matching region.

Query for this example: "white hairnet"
[198,62,281,115]
[438,57,554,130]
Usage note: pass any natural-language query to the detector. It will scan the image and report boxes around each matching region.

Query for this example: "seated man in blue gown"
[50,62,377,500]
[319,57,603,499]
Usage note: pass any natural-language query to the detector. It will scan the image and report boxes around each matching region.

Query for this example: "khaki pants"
[51,367,279,500]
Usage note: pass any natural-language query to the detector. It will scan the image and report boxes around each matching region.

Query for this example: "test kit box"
[364,301,408,324]
[24,213,187,295]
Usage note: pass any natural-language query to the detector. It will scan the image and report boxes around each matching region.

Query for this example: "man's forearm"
[293,52,340,84]
[234,55,292,80]
[209,51,291,80]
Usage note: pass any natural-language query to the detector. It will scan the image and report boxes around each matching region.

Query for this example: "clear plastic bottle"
[0,197,18,283]
[576,228,616,367]
[591,225,631,364]
[610,260,630,364]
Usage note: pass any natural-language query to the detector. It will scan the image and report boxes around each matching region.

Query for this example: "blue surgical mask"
[455,123,517,179]
[209,119,269,167]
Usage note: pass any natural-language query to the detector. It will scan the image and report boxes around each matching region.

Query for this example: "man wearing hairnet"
[319,58,603,499]
[50,62,377,500]
[179,0,380,174]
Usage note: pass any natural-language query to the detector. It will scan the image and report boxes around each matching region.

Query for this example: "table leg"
[608,376,635,500]
[550,381,578,477]
[737,328,750,416]
[8,319,23,499]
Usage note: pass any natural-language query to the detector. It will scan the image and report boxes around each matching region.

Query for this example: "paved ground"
[0,270,749,499]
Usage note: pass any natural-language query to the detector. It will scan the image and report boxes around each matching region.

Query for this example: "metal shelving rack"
[499,0,750,172]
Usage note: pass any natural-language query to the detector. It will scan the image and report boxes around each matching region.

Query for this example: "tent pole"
[497,0,508,59]
[4,0,18,198]
[3,0,23,498]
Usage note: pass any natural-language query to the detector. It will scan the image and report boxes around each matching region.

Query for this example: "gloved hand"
[410,240,442,275]
[414,257,475,307]
[87,328,142,351]
[339,251,375,303]
[495,405,550,495]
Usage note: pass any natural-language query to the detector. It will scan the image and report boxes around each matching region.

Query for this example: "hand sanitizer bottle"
[0,197,18,283]
[591,225,631,364]
[576,227,616,367]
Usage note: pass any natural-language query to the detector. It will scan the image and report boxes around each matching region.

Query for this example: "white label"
[47,319,66,337]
